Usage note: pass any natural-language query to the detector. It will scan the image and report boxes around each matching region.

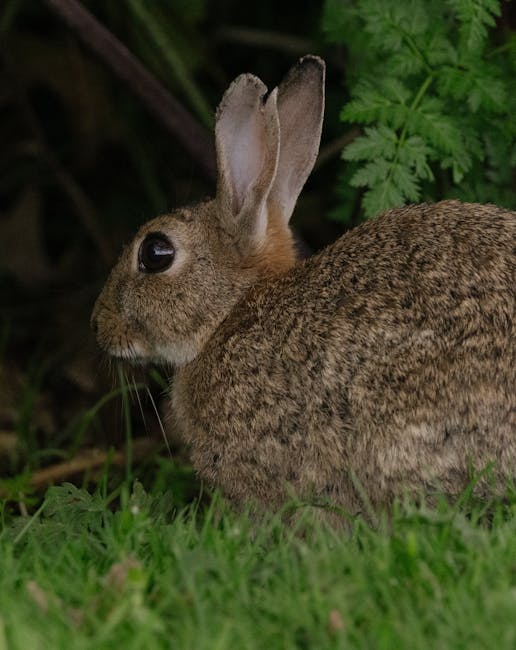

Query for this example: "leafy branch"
[323,0,516,218]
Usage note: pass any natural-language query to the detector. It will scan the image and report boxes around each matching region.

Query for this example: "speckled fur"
[93,57,516,518]
[172,200,515,513]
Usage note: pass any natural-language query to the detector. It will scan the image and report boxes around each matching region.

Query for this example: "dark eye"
[138,232,175,273]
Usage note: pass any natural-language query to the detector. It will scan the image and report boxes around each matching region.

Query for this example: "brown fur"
[254,207,297,275]
[92,57,516,520]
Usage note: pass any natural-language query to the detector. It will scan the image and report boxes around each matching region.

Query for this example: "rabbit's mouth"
[96,330,150,364]
[91,303,151,363]
[105,337,178,368]
[110,342,148,363]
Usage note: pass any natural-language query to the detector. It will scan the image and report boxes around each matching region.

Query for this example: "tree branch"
[46,0,217,185]
[33,438,161,493]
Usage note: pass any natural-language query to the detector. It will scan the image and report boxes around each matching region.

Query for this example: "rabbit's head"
[92,56,324,366]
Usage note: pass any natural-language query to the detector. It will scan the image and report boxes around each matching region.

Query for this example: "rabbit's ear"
[215,74,280,253]
[268,55,325,225]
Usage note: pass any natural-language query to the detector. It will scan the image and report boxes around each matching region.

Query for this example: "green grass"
[0,482,515,649]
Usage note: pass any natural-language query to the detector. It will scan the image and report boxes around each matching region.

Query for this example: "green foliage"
[323,0,516,218]
[126,0,214,128]
[0,484,516,648]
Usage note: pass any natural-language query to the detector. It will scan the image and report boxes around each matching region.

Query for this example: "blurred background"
[1,0,515,514]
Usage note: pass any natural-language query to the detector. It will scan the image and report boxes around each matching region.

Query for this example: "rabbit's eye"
[138,232,175,273]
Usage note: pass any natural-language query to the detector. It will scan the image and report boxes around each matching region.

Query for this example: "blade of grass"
[118,367,133,486]
[126,0,213,129]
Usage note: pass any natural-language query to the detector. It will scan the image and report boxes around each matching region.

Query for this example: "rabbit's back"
[174,201,515,511]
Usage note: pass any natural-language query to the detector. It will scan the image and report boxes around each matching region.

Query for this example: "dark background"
[0,0,350,505]
[1,0,514,508]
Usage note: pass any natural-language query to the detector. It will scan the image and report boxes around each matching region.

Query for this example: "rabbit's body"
[92,56,516,518]
[173,200,515,512]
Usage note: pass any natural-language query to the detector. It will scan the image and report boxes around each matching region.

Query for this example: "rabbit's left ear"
[268,55,325,225]
[215,74,280,253]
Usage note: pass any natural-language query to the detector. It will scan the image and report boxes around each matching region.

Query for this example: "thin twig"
[46,0,216,184]
[217,26,315,56]
[20,437,161,492]
[315,128,361,170]
[216,26,347,73]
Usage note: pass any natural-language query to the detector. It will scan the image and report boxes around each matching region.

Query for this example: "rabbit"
[92,55,516,519]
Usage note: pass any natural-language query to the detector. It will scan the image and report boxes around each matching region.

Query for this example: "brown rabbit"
[92,56,516,517]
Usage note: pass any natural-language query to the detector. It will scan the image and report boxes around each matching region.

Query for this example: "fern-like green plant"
[323,0,516,218]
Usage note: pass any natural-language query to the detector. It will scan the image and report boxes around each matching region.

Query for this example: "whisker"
[146,386,172,458]
[133,374,148,430]
[123,369,134,405]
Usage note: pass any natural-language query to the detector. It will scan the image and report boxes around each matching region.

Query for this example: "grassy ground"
[0,481,515,649]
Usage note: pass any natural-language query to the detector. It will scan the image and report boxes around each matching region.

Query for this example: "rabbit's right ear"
[215,74,280,254]
[268,56,325,225]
